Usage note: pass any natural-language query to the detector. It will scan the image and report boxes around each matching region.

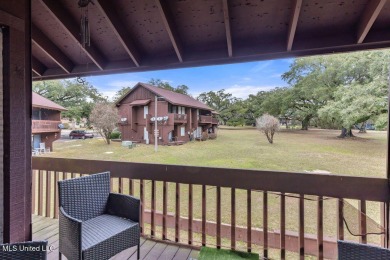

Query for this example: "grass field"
[41,128,387,255]
[48,128,387,178]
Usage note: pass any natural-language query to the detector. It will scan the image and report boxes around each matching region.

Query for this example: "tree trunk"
[358,122,367,133]
[301,116,310,130]
[339,127,354,138]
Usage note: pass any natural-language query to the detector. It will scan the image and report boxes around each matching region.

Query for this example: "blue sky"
[87,58,294,100]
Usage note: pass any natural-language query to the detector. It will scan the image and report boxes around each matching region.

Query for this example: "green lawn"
[41,128,387,255]
[48,128,386,178]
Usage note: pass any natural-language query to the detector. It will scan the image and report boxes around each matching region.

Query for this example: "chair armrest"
[59,207,82,260]
[106,193,140,222]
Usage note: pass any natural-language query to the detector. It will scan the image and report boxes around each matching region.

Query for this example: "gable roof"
[32,92,67,111]
[116,82,213,111]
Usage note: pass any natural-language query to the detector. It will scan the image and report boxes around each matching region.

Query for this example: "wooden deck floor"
[32,215,199,260]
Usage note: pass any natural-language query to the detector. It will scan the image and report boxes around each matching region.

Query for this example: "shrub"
[201,131,209,141]
[110,131,121,139]
[209,133,217,139]
[256,114,280,144]
[62,123,70,129]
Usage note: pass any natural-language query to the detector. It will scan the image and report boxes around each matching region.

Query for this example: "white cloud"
[224,85,277,99]
[101,90,118,100]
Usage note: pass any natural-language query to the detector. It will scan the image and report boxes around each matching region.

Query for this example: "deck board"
[32,215,199,260]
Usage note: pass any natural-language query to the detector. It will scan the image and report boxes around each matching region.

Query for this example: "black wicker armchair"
[58,172,140,260]
[0,241,48,260]
[338,240,390,259]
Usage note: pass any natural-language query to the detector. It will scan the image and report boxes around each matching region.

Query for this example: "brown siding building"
[116,83,218,145]
[32,92,66,151]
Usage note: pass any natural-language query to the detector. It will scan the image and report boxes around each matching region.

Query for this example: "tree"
[281,56,343,130]
[148,78,190,95]
[89,103,119,144]
[197,89,238,125]
[317,51,389,137]
[33,79,106,125]
[113,86,131,102]
[256,114,280,144]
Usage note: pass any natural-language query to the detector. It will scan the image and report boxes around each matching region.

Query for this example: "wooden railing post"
[202,185,206,246]
[231,188,236,250]
[299,194,305,260]
[263,191,268,258]
[280,192,286,259]
[45,171,51,218]
[175,183,180,243]
[54,172,59,219]
[151,180,156,237]
[188,184,193,245]
[217,186,221,249]
[140,179,145,235]
[162,181,167,240]
[338,199,344,240]
[247,189,252,253]
[317,196,324,260]
[359,200,367,244]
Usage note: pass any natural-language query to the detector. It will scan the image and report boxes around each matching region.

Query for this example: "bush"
[62,123,70,129]
[201,131,209,141]
[110,132,121,139]
[209,133,217,139]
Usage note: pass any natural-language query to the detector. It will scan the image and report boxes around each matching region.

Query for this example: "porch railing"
[32,157,389,259]
[32,120,61,133]
[199,115,212,123]
[173,113,187,123]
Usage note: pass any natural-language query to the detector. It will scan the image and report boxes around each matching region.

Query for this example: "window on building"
[180,127,185,136]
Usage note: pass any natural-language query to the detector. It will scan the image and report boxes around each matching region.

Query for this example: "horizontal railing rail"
[32,157,389,201]
[32,157,390,259]
[173,113,187,122]
[32,120,61,132]
[199,115,212,123]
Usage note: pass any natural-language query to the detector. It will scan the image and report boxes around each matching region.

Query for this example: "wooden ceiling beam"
[32,24,74,74]
[155,0,184,62]
[357,0,387,44]
[39,0,107,70]
[95,0,141,67]
[32,56,46,77]
[287,0,302,51]
[222,0,233,57]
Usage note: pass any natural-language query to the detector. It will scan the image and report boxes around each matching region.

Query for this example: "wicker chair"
[0,241,48,260]
[58,172,140,260]
[338,240,390,259]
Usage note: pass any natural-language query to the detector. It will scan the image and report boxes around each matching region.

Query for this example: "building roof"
[32,92,67,111]
[30,0,390,81]
[129,99,151,106]
[117,83,213,111]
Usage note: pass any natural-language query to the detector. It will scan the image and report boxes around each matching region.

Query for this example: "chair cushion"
[82,214,139,259]
[82,214,138,250]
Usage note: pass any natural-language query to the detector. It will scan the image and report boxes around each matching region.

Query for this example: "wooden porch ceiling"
[31,0,390,80]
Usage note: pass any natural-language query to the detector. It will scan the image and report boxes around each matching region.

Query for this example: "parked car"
[69,130,94,139]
